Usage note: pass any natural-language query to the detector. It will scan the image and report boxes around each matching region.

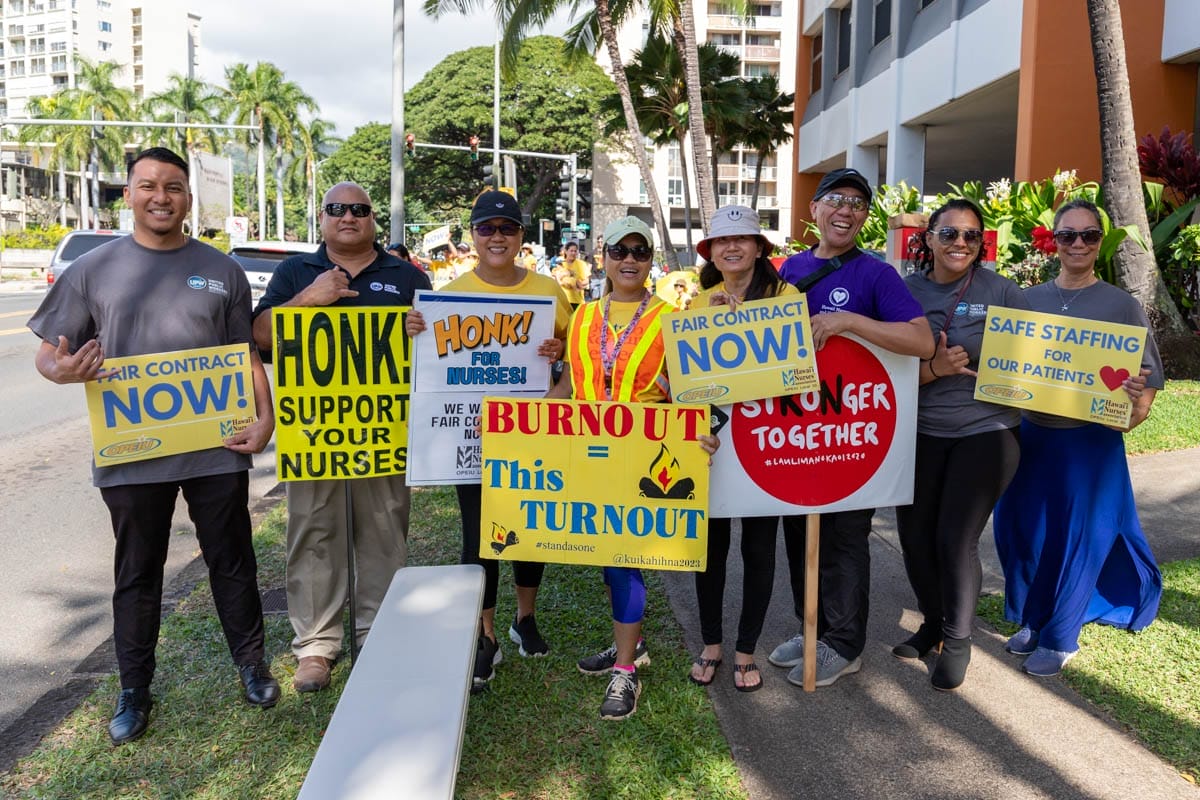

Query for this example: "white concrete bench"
[297,564,485,800]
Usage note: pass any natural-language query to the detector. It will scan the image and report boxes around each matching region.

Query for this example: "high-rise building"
[0,0,201,228]
[0,0,200,118]
[788,0,1199,233]
[592,1,799,260]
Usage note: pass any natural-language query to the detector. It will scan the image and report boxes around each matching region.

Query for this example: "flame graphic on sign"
[648,444,681,493]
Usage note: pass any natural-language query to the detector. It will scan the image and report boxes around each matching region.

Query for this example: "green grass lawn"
[975,558,1200,784]
[1125,380,1200,455]
[0,488,747,800]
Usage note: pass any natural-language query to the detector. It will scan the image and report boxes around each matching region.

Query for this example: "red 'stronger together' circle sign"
[729,336,897,506]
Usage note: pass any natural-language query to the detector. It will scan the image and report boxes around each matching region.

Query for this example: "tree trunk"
[597,0,680,270]
[751,153,766,210]
[674,3,716,226]
[677,133,695,259]
[256,109,266,241]
[275,148,286,240]
[58,163,67,227]
[1086,0,1189,338]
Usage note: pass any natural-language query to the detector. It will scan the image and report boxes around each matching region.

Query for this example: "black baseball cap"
[813,168,873,203]
[469,190,523,227]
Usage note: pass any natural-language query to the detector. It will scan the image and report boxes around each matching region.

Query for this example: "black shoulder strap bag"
[792,246,860,293]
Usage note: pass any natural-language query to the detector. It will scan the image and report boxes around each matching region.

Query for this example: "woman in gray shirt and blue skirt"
[894,199,1029,690]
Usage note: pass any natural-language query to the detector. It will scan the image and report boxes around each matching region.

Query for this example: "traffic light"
[556,176,571,223]
[481,163,495,189]
[405,133,415,158]
[469,135,479,162]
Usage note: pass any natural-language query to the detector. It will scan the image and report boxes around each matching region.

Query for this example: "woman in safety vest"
[550,215,717,721]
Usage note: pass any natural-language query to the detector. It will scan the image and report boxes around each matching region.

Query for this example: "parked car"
[229,241,320,304]
[46,229,132,285]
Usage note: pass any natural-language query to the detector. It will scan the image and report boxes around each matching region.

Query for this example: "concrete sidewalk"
[660,446,1200,800]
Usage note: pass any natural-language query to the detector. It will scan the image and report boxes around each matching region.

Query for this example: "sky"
[193,0,578,138]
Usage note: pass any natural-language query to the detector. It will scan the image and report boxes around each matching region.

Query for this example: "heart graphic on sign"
[1099,366,1130,391]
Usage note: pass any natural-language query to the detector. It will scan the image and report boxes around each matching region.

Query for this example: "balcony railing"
[744,45,780,60]
[708,13,782,30]
[717,193,778,208]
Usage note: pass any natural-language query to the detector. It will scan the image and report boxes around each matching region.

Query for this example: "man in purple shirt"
[769,168,933,688]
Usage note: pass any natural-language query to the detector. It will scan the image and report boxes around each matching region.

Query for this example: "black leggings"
[693,516,778,654]
[456,484,544,611]
[895,428,1021,640]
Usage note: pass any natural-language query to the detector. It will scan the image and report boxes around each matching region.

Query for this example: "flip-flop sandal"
[688,656,722,686]
[733,662,763,693]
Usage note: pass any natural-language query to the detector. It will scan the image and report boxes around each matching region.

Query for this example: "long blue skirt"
[993,419,1161,652]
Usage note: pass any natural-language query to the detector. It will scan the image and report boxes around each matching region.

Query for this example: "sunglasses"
[1053,228,1103,246]
[819,193,869,212]
[606,243,653,262]
[933,227,983,245]
[473,222,523,237]
[323,202,372,218]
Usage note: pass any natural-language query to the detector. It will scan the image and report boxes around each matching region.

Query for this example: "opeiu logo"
[100,438,163,458]
[978,384,1034,402]
[187,275,207,290]
[676,385,729,403]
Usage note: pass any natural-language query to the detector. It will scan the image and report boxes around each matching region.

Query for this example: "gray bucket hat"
[697,205,771,260]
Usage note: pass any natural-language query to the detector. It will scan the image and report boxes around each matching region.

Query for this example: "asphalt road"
[0,290,279,734]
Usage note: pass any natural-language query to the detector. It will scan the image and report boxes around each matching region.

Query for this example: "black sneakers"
[472,634,502,693]
[508,613,550,657]
[600,669,641,721]
[577,639,650,676]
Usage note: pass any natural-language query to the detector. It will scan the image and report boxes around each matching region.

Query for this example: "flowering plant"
[1030,225,1057,255]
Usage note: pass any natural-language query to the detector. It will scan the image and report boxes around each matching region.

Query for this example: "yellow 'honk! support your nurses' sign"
[974,307,1146,427]
[480,398,710,571]
[661,294,819,404]
[86,344,256,466]
[272,307,411,481]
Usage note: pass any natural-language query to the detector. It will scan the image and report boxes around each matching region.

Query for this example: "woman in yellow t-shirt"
[405,191,571,693]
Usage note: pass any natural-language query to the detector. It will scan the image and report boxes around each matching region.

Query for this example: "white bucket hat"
[697,205,771,260]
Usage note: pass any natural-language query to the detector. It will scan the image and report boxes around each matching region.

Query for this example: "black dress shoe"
[108,687,152,745]
[239,660,281,708]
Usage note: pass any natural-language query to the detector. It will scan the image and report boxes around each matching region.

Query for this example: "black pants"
[781,508,875,661]
[895,428,1021,639]
[101,471,266,689]
[456,484,544,612]
[694,516,778,654]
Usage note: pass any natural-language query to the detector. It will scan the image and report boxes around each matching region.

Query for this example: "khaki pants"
[285,475,409,659]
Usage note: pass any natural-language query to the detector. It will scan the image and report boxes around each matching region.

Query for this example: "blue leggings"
[603,567,645,624]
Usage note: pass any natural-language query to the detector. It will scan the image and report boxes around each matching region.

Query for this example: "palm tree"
[285,117,340,243]
[19,58,134,228]
[143,74,225,156]
[1085,0,1188,338]
[736,74,793,210]
[224,62,317,240]
[606,35,740,256]
[425,0,682,269]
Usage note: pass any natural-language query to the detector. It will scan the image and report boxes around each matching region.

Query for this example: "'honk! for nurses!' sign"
[406,290,555,485]
[272,307,412,481]
[709,335,918,517]
[480,398,711,571]
[661,294,819,404]
[974,307,1146,427]
[85,344,256,466]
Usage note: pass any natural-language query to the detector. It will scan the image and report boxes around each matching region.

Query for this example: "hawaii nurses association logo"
[730,335,897,506]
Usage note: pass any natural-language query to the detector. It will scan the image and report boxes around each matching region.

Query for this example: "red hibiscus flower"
[1031,225,1058,255]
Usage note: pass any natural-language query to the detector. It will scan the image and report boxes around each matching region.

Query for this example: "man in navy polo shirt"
[252,182,431,693]
[769,168,933,688]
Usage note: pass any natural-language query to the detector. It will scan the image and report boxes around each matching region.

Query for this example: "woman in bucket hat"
[688,205,796,692]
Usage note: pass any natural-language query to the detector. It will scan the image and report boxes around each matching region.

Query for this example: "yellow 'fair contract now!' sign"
[661,294,819,404]
[480,398,710,571]
[974,307,1146,427]
[85,344,256,466]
